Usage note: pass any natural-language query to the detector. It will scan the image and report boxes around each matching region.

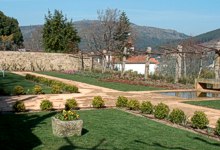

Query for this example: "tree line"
[0,11,23,50]
[0,9,131,54]
[1,9,218,82]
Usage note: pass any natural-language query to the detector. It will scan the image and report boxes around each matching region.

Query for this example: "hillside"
[131,24,189,49]
[20,25,43,50]
[190,28,220,47]
[193,28,220,43]
[20,20,190,51]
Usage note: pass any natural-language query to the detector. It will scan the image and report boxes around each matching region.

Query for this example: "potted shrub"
[52,110,83,137]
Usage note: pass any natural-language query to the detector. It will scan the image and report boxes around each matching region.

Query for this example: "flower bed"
[101,78,192,90]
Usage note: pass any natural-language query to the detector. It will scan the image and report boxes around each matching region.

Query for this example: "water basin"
[158,91,220,99]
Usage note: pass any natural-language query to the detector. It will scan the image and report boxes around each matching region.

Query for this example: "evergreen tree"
[0,11,23,50]
[114,11,131,58]
[42,10,80,53]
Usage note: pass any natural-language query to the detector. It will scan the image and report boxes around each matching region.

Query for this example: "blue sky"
[0,0,220,35]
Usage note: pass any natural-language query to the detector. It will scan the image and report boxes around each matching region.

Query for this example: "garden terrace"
[184,100,220,110]
[0,71,219,128]
[0,109,220,149]
[0,72,51,95]
[25,74,79,93]
[37,71,163,91]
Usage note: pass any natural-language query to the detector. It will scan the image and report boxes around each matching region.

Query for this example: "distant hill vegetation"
[20,20,202,51]
[193,28,220,43]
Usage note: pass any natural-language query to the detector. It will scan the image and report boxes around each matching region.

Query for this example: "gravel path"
[0,71,220,127]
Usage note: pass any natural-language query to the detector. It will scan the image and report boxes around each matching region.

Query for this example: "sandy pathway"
[0,71,220,127]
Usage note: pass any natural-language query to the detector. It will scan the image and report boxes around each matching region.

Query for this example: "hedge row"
[12,85,45,96]
[25,74,78,93]
[13,96,105,112]
[115,96,220,136]
[11,95,220,136]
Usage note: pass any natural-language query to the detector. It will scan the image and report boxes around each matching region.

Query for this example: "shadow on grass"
[0,72,51,96]
[134,140,189,150]
[0,112,56,150]
[59,137,108,150]
[193,137,220,147]
[82,128,89,135]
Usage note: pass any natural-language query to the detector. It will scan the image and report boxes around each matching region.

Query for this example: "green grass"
[38,71,162,91]
[0,72,51,95]
[184,100,220,110]
[0,109,219,150]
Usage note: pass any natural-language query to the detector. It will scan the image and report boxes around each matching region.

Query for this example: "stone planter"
[51,117,83,137]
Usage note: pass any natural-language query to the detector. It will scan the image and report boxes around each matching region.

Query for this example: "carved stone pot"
[52,117,83,137]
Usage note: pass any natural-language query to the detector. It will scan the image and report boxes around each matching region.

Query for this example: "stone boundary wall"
[0,51,94,71]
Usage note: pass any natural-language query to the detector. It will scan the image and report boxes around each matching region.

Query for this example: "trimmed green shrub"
[154,103,170,119]
[25,74,79,93]
[13,85,25,95]
[64,85,79,93]
[65,98,78,110]
[140,101,153,114]
[215,118,220,136]
[127,99,140,110]
[25,74,34,80]
[191,111,209,129]
[116,96,128,108]
[169,108,186,125]
[33,85,43,94]
[92,96,105,108]
[51,85,62,94]
[40,100,53,111]
[13,101,26,112]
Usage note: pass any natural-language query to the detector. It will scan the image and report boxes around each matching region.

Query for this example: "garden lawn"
[38,71,162,91]
[0,109,219,150]
[0,72,51,95]
[184,100,220,110]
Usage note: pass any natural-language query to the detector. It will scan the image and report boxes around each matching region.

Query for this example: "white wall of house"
[114,63,157,74]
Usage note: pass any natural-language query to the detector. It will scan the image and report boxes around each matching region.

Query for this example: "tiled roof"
[126,55,159,64]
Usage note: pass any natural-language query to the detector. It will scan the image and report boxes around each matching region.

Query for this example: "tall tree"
[114,11,132,75]
[85,9,132,73]
[84,8,120,72]
[90,8,119,52]
[0,11,23,50]
[42,10,80,53]
[114,11,131,57]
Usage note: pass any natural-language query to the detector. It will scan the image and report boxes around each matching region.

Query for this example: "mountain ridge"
[19,20,192,51]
